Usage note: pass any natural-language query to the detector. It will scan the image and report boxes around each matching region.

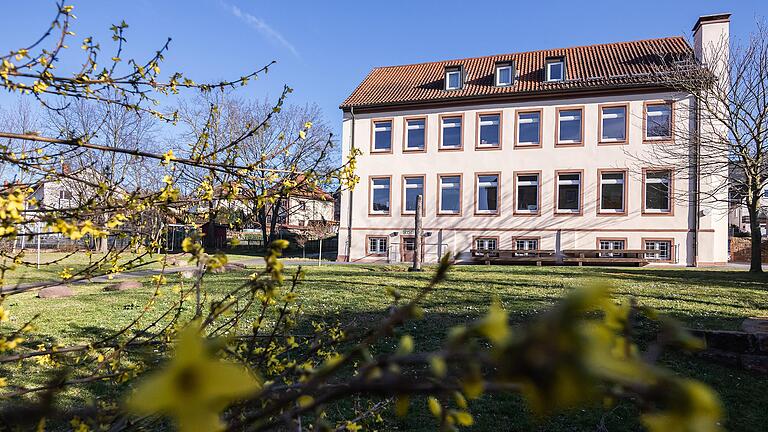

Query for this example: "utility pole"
[411,195,423,272]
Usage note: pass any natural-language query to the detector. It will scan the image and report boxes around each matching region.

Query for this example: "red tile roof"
[340,37,692,110]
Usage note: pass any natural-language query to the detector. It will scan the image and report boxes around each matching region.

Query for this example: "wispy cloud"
[224,2,300,58]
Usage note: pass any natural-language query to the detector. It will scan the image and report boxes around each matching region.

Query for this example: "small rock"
[104,280,143,292]
[180,270,198,279]
[225,262,246,270]
[38,285,74,299]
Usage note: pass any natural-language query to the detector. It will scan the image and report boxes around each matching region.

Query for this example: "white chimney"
[692,13,731,81]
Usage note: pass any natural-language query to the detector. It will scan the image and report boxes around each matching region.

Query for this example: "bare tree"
[203,97,336,246]
[631,22,767,272]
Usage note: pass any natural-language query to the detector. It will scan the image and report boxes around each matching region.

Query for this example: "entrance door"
[400,236,424,262]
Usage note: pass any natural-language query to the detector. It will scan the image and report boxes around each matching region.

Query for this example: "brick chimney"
[692,13,731,82]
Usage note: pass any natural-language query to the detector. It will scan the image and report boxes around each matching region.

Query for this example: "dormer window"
[445,67,462,90]
[495,62,514,87]
[546,57,565,82]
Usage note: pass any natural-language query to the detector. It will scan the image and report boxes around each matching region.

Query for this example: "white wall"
[338,91,727,265]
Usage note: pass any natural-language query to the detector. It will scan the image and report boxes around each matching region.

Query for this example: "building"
[337,14,731,266]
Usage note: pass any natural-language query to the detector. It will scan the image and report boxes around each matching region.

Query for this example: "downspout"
[693,93,701,267]
[344,107,356,262]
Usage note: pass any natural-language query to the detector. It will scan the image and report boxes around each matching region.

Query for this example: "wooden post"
[411,195,423,272]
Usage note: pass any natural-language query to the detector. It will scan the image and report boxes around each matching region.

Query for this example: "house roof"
[340,36,693,110]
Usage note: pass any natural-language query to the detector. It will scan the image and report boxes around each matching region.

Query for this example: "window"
[372,120,392,152]
[556,108,582,144]
[600,105,627,142]
[477,113,501,148]
[516,110,541,146]
[370,177,391,214]
[403,176,425,214]
[368,237,388,255]
[556,172,581,213]
[475,238,497,251]
[546,58,565,82]
[438,175,461,214]
[644,240,672,261]
[645,102,672,140]
[59,190,73,200]
[515,173,539,213]
[476,174,499,214]
[495,63,513,86]
[515,238,538,256]
[644,170,672,213]
[599,171,626,214]
[440,116,462,150]
[445,67,462,90]
[599,239,625,258]
[404,118,426,151]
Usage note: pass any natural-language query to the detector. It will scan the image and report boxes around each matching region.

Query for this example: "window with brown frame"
[644,170,672,213]
[404,118,426,151]
[514,238,538,256]
[368,237,388,255]
[438,175,461,214]
[440,116,462,150]
[476,174,499,214]
[370,177,391,215]
[516,110,541,146]
[477,113,501,148]
[599,171,626,214]
[600,105,627,143]
[556,172,581,213]
[475,237,497,251]
[644,239,673,261]
[515,173,539,213]
[556,108,582,145]
[372,120,392,152]
[402,176,425,214]
[645,102,672,140]
[599,239,625,258]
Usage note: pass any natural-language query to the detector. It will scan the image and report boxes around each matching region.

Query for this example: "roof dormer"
[545,56,566,82]
[495,61,515,87]
[444,66,463,91]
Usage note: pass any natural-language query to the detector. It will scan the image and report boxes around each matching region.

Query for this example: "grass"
[2,262,767,430]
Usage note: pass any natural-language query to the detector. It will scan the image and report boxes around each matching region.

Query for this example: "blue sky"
[2,0,766,139]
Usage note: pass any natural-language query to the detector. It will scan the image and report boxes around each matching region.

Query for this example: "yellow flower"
[427,396,442,417]
[126,322,262,432]
[476,298,510,345]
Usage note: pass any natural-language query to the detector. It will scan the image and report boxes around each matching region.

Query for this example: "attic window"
[546,57,565,82]
[445,67,462,90]
[495,62,514,87]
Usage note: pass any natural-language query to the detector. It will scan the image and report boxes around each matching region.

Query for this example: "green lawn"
[2,263,768,431]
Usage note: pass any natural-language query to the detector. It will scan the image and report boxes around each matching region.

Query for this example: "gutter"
[344,107,355,262]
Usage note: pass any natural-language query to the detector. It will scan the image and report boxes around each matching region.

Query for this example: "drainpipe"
[344,107,356,262]
[693,93,701,267]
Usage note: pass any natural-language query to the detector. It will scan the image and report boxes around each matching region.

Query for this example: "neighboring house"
[214,179,336,231]
[337,14,731,266]
[729,190,768,235]
[278,188,335,229]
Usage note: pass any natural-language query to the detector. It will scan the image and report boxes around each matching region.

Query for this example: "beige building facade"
[338,14,731,266]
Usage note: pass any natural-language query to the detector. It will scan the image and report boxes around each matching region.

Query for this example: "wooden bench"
[470,249,557,266]
[561,249,656,266]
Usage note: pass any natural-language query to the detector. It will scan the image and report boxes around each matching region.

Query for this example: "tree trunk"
[267,196,284,245]
[747,202,764,273]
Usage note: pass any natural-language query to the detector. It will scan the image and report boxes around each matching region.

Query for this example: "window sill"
[403,147,426,153]
[437,211,462,217]
[597,140,627,145]
[474,211,500,216]
[642,210,673,216]
[554,210,582,216]
[438,146,463,152]
[370,149,393,154]
[514,142,541,149]
[475,145,501,151]
[555,141,584,147]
